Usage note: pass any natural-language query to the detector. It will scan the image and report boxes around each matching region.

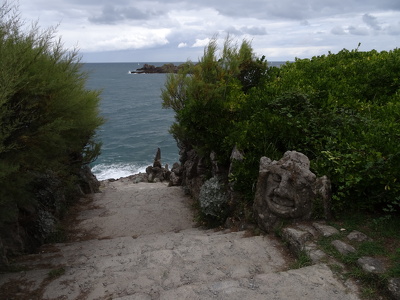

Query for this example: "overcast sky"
[17,0,400,63]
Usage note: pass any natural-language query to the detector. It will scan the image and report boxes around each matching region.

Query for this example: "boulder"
[331,240,356,255]
[357,256,387,274]
[254,151,329,232]
[347,230,372,242]
[313,222,339,237]
[199,177,229,218]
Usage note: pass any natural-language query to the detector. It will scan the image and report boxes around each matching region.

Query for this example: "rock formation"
[130,63,182,74]
[253,151,331,232]
[145,148,171,182]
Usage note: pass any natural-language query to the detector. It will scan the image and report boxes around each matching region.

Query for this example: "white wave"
[91,163,148,181]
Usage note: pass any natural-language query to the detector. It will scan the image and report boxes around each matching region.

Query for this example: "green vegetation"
[0,3,103,223]
[162,36,400,217]
[162,39,399,298]
[317,214,400,299]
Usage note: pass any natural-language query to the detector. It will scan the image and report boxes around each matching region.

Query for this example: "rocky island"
[130,63,182,74]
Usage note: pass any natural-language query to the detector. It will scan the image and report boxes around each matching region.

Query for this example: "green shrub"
[163,36,400,218]
[0,3,103,223]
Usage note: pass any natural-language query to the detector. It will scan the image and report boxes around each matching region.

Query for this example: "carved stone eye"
[271,174,281,182]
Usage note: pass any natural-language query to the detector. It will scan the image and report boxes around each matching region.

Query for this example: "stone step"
[0,181,360,299]
[2,230,358,300]
[149,264,359,300]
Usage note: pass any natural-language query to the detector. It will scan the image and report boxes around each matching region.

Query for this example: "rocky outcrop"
[0,167,101,267]
[145,148,171,182]
[253,151,332,232]
[130,63,182,74]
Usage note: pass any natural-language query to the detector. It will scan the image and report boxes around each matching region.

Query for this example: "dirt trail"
[0,179,360,299]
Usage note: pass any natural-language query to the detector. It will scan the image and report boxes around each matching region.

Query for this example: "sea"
[82,61,286,181]
[83,62,181,181]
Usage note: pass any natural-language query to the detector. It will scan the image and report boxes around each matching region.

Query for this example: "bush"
[163,36,400,218]
[162,37,267,161]
[0,3,103,223]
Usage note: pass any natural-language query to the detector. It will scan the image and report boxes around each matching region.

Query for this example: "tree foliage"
[162,37,268,160]
[163,36,400,216]
[0,3,103,222]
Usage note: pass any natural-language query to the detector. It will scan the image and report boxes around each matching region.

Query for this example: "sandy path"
[0,179,360,299]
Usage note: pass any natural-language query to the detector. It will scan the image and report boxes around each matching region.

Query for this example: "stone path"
[0,179,360,299]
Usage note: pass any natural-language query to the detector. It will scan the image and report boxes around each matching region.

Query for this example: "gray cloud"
[243,26,268,35]
[362,13,381,30]
[226,26,268,36]
[88,4,162,24]
[348,25,369,36]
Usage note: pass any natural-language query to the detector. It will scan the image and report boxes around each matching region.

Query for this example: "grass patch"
[317,212,400,299]
[290,250,312,269]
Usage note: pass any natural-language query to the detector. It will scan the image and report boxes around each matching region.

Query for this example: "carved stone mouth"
[271,197,294,208]
[267,196,295,217]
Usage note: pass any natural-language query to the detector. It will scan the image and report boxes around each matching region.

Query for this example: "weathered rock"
[228,146,244,176]
[183,149,199,180]
[199,177,229,217]
[128,173,148,183]
[313,222,340,237]
[196,157,208,176]
[254,151,319,232]
[174,144,209,200]
[357,257,387,274]
[171,162,183,175]
[282,227,313,255]
[304,242,328,263]
[153,147,162,168]
[169,172,182,186]
[314,175,332,220]
[388,278,400,300]
[79,165,101,194]
[296,224,319,238]
[146,148,171,182]
[210,151,225,176]
[347,231,372,242]
[331,240,356,255]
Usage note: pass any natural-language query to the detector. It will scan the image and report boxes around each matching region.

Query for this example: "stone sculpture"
[146,148,170,182]
[254,151,331,232]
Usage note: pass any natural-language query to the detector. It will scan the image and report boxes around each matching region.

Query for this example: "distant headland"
[130,63,182,74]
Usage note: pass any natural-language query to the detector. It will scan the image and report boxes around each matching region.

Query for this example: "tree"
[0,2,103,223]
[161,37,267,160]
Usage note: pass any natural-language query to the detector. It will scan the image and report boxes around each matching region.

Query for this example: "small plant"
[290,250,312,269]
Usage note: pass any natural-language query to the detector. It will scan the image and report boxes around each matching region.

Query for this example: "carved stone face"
[260,151,316,220]
[264,163,313,218]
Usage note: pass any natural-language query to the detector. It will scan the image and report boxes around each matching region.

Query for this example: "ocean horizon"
[83,62,286,181]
